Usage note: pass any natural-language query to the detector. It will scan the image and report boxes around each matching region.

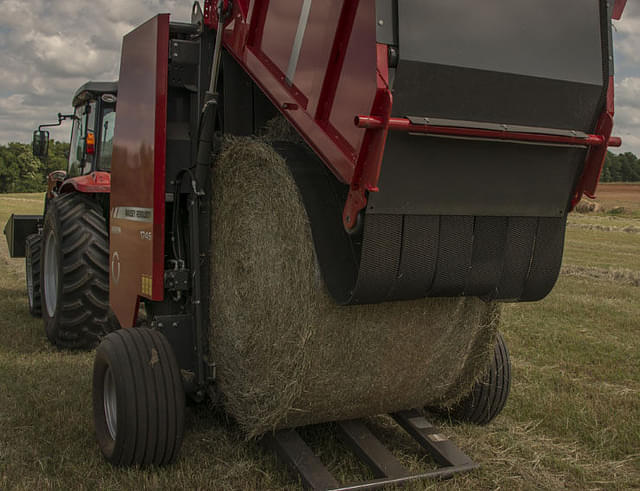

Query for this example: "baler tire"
[40,193,112,349]
[93,328,185,467]
[25,233,42,317]
[447,331,511,425]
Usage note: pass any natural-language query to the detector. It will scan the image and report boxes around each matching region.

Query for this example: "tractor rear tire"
[446,331,511,425]
[93,328,185,467]
[25,233,42,317]
[41,193,112,349]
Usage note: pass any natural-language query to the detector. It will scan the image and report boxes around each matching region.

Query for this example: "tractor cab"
[32,81,117,176]
[67,81,117,177]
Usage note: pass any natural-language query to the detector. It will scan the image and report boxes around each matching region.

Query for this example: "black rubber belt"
[275,142,566,306]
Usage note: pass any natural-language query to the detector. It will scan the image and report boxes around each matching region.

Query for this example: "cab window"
[98,108,116,171]
[68,101,96,177]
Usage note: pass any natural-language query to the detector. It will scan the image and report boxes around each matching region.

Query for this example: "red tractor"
[5,82,117,348]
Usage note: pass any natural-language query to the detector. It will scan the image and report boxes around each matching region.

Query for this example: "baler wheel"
[446,331,511,425]
[25,233,42,317]
[93,328,185,467]
[40,193,112,349]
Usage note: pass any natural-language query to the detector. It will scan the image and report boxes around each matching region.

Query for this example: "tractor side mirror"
[32,130,50,159]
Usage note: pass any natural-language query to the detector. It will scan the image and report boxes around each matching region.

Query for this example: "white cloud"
[613,76,640,155]
[0,0,190,143]
[608,3,640,155]
[613,2,640,71]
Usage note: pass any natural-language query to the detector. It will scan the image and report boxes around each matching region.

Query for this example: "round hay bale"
[210,137,500,438]
[574,199,602,214]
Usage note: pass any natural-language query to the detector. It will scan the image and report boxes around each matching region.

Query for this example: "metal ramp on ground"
[264,409,477,490]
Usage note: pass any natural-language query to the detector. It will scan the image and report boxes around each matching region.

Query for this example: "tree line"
[601,151,640,182]
[0,141,70,193]
[0,141,639,194]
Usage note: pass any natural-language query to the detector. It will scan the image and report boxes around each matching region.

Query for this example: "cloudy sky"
[0,1,638,155]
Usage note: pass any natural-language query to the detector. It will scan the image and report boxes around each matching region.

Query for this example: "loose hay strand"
[210,136,500,438]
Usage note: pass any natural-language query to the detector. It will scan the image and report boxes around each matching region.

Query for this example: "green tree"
[601,151,640,183]
[0,140,70,193]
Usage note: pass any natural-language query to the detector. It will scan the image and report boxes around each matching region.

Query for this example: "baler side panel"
[109,14,169,328]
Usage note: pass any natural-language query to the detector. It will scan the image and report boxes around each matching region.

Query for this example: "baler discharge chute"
[92,0,625,487]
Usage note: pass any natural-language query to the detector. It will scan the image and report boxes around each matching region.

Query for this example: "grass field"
[0,186,639,490]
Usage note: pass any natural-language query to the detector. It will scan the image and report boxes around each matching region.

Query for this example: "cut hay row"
[560,265,640,287]
[567,222,640,234]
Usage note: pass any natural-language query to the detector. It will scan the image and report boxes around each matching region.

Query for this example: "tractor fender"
[59,172,111,194]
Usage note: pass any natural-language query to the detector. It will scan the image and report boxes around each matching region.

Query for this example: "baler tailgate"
[372,0,609,219]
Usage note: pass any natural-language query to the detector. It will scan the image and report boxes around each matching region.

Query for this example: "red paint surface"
[327,1,376,157]
[343,43,392,229]
[261,0,302,77]
[572,77,617,207]
[109,15,169,328]
[613,0,627,20]
[220,0,379,188]
[59,172,111,194]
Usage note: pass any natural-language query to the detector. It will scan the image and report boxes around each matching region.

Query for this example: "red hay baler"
[6,0,627,488]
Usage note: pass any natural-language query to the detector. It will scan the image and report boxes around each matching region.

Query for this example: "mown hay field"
[1,186,639,490]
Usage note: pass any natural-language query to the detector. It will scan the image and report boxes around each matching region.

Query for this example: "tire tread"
[42,193,112,349]
[449,331,511,425]
[93,329,184,467]
[25,234,42,317]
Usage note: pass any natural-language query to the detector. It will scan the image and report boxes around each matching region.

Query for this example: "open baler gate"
[100,0,625,486]
[208,0,620,306]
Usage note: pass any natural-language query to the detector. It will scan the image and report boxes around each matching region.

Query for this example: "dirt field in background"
[593,182,640,212]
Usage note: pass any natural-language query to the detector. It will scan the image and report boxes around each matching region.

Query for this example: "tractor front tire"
[445,331,511,425]
[93,328,185,467]
[41,193,112,349]
[25,233,42,317]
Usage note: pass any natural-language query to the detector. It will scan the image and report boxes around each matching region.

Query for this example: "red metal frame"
[343,43,392,229]
[355,116,622,149]
[153,23,169,304]
[613,0,627,20]
[572,77,617,206]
